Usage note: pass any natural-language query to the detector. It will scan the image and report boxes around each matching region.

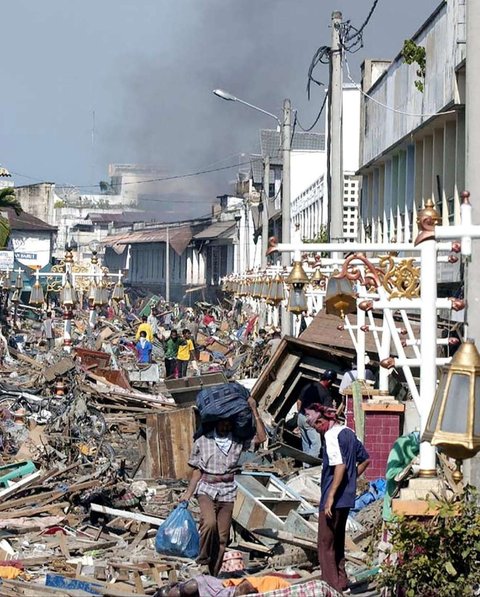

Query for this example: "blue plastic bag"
[352,478,387,514]
[155,502,199,559]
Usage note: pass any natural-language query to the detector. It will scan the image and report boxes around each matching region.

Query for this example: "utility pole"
[281,99,293,337]
[281,99,292,267]
[261,157,270,268]
[329,11,344,246]
[464,0,480,486]
[165,225,170,303]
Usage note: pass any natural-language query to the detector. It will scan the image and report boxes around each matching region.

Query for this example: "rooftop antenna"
[91,109,96,190]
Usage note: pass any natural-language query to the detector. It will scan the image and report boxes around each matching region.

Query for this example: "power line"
[77,158,263,189]
[295,93,328,132]
[344,56,456,118]
[307,45,331,100]
[11,158,263,192]
[341,0,380,53]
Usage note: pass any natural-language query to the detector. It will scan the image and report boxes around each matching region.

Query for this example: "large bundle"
[196,382,254,439]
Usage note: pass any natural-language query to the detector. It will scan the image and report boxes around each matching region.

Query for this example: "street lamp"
[213,88,291,269]
[213,89,281,126]
[423,339,480,482]
[214,87,293,336]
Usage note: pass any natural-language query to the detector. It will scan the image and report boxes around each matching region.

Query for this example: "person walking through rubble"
[41,311,55,351]
[296,370,337,462]
[148,308,160,340]
[164,329,181,379]
[136,315,153,343]
[136,330,152,364]
[181,397,266,577]
[306,404,370,593]
[177,328,195,378]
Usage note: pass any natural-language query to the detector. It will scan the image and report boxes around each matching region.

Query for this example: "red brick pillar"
[361,403,405,480]
[345,399,404,480]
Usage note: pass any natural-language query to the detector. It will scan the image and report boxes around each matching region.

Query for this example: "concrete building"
[14,183,60,229]
[103,212,238,302]
[292,86,362,241]
[358,0,466,261]
[236,130,326,257]
[55,207,144,262]
[14,165,168,261]
[4,208,56,269]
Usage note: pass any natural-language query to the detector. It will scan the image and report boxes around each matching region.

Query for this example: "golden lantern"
[251,276,261,299]
[29,279,45,306]
[238,278,245,297]
[260,275,270,300]
[15,272,23,291]
[286,261,309,315]
[325,270,357,318]
[2,273,11,292]
[60,275,77,307]
[112,279,125,302]
[100,274,110,305]
[266,273,285,306]
[423,340,480,482]
[311,267,327,289]
[88,279,98,303]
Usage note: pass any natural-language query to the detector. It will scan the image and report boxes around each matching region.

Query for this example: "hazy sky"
[2,0,439,219]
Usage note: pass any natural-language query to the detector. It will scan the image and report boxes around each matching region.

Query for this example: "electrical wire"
[9,157,263,192]
[307,46,331,100]
[341,0,380,53]
[344,56,456,118]
[295,93,328,132]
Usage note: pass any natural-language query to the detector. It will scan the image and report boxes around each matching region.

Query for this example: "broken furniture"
[233,472,318,547]
[164,372,227,405]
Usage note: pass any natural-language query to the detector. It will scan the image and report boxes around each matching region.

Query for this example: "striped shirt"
[188,433,250,502]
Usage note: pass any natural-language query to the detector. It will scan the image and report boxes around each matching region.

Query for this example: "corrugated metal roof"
[193,221,236,240]
[251,158,264,184]
[300,311,417,358]
[87,212,144,224]
[3,208,56,232]
[260,129,326,163]
[104,225,192,256]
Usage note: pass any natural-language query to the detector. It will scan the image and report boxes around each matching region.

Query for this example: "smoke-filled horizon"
[3,0,439,221]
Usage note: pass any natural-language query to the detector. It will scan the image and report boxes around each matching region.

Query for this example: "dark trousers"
[197,494,234,576]
[177,359,188,378]
[164,358,176,379]
[318,507,350,591]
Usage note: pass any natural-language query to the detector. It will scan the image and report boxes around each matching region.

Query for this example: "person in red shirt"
[203,311,215,326]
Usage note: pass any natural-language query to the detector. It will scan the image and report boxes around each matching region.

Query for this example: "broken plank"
[90,504,164,526]
[0,501,69,519]
[0,479,100,512]
[0,471,41,500]
[252,528,317,551]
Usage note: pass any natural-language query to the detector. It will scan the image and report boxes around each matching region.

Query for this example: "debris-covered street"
[0,296,392,596]
[3,0,480,595]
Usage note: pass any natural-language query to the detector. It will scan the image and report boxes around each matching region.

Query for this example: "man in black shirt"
[296,370,337,462]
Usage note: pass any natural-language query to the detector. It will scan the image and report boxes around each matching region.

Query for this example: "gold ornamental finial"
[414,198,442,245]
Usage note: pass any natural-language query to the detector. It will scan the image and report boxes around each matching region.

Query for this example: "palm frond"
[0,187,22,215]
[0,216,10,248]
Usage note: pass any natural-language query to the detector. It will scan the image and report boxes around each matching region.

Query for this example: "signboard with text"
[0,251,14,271]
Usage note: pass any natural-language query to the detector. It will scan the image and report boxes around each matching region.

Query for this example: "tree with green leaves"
[0,187,23,248]
[379,486,480,596]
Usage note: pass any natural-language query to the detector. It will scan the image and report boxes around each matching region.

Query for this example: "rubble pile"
[0,297,389,596]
